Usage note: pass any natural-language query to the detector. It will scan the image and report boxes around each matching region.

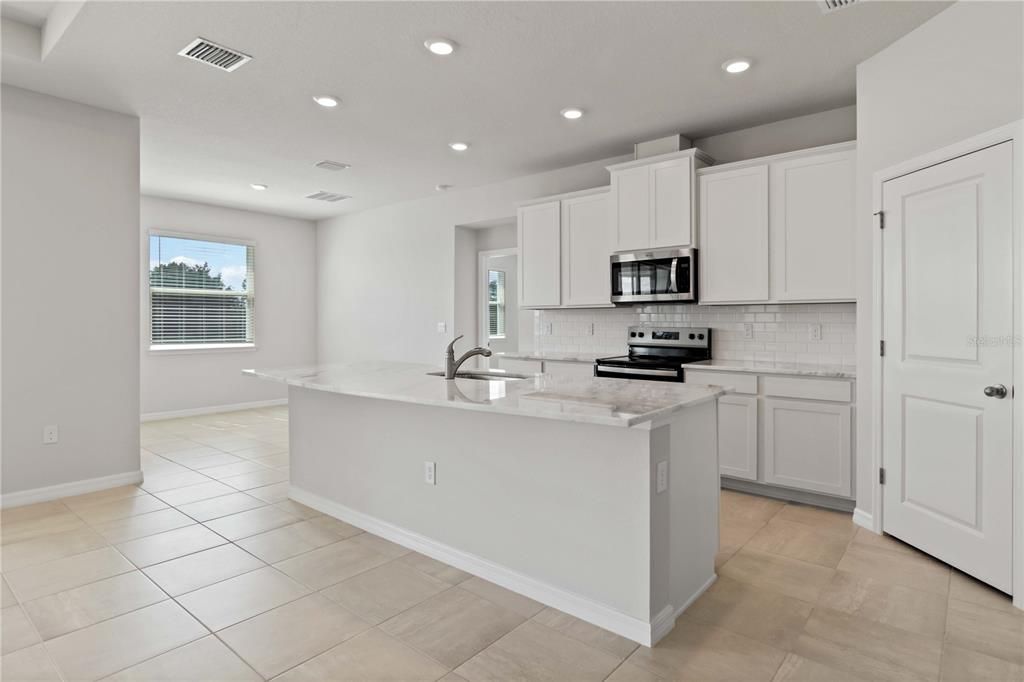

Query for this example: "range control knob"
[698,333,705,340]
[630,332,636,338]
[688,333,696,340]
[638,332,645,338]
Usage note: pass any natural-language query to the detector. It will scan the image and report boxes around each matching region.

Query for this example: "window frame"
[147,229,257,354]
[487,268,507,340]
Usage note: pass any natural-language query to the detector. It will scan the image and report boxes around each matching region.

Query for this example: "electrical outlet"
[808,323,822,342]
[43,425,59,445]
[424,461,436,485]
[743,323,754,340]
[656,460,668,493]
[541,322,553,336]
[587,322,594,336]
[436,322,447,334]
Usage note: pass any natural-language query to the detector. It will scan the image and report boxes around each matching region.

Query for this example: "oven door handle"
[669,257,678,294]
[596,366,679,377]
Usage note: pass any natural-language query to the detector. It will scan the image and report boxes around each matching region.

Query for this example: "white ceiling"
[1,1,949,220]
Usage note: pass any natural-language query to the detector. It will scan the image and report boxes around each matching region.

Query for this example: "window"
[488,269,506,339]
[149,234,255,349]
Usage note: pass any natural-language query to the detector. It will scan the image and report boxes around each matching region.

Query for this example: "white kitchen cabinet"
[698,165,769,303]
[770,149,856,301]
[717,395,758,481]
[561,192,612,306]
[763,398,852,497]
[608,149,712,252]
[517,201,561,308]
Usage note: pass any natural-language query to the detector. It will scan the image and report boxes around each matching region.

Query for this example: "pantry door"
[881,141,1014,592]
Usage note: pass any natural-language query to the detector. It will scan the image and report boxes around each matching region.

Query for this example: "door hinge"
[875,210,885,229]
[880,340,885,357]
[879,467,886,485]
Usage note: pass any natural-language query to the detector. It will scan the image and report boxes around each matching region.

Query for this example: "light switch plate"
[43,425,59,445]
[437,322,447,334]
[808,323,822,342]
[656,460,668,493]
[743,323,754,340]
[424,461,436,485]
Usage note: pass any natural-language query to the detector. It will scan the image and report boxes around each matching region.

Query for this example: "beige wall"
[140,196,318,418]
[854,1,1024,516]
[2,86,141,498]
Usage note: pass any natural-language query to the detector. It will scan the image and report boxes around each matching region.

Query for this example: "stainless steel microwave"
[610,247,697,304]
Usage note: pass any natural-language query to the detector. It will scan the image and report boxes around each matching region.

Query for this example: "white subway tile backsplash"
[533,303,856,366]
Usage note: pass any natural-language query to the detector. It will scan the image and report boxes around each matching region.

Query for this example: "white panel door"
[770,150,856,301]
[611,165,650,251]
[562,193,612,306]
[763,398,852,497]
[698,165,769,303]
[882,142,1013,592]
[518,201,561,308]
[718,395,758,481]
[651,157,693,248]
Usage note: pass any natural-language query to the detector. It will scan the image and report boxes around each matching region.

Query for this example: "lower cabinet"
[763,398,852,497]
[717,395,758,481]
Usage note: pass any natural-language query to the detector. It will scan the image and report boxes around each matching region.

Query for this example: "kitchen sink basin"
[426,370,529,381]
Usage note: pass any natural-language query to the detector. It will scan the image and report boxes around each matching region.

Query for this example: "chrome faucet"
[444,335,492,379]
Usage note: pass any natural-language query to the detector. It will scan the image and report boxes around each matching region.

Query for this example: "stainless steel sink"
[426,370,529,381]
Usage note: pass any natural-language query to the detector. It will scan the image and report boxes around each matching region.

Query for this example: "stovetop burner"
[594,326,711,382]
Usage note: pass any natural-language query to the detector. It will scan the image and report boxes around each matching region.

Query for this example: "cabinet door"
[770,150,855,301]
[518,201,561,308]
[698,165,769,303]
[650,157,693,248]
[611,165,650,251]
[763,398,851,497]
[718,395,758,481]
[562,193,612,307]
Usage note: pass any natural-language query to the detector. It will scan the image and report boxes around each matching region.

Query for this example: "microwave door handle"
[669,258,678,294]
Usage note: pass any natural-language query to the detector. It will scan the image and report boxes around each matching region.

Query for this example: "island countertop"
[244,362,725,428]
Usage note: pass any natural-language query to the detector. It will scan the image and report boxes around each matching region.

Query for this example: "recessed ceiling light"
[560,107,584,120]
[250,183,268,191]
[436,184,453,192]
[424,38,457,56]
[312,95,340,108]
[448,142,469,152]
[722,58,752,74]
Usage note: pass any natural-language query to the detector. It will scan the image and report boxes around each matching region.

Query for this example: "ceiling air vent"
[818,0,859,13]
[178,37,251,72]
[305,191,350,202]
[314,160,352,172]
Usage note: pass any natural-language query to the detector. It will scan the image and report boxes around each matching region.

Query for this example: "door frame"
[870,120,1024,607]
[477,248,518,349]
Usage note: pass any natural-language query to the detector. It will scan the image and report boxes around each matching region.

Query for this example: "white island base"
[250,365,722,647]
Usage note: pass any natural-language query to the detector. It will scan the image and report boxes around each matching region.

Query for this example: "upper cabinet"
[607,150,713,252]
[697,142,856,305]
[518,188,613,309]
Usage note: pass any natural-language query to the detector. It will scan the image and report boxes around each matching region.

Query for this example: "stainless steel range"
[594,326,711,382]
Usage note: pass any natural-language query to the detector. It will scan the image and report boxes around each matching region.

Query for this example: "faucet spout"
[444,335,492,379]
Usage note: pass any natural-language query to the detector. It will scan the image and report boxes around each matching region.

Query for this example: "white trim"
[478,248,518,349]
[650,574,717,646]
[141,398,287,422]
[1,470,143,509]
[852,508,875,532]
[148,342,257,355]
[290,485,669,646]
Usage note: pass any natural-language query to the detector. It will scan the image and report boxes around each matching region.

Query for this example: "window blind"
[488,269,506,339]
[149,234,255,347]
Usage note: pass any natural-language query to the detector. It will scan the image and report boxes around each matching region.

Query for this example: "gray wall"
[854,1,1024,516]
[140,196,318,417]
[694,105,856,164]
[2,86,141,496]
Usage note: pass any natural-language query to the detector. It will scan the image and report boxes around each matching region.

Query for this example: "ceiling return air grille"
[818,0,859,13]
[314,160,352,171]
[178,37,252,72]
[306,191,350,202]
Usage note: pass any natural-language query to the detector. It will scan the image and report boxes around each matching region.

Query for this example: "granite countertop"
[686,359,856,379]
[244,362,724,428]
[492,351,603,364]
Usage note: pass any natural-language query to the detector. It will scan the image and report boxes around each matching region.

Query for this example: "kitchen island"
[244,362,725,646]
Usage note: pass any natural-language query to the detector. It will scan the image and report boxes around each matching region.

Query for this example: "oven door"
[610,248,696,303]
[594,361,684,382]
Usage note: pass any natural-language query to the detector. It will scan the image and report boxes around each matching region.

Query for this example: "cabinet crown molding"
[696,140,856,176]
[606,148,715,172]
[517,185,609,208]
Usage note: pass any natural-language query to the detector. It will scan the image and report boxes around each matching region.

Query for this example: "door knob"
[984,384,1008,399]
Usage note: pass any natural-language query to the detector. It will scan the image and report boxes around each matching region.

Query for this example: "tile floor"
[1,406,1022,681]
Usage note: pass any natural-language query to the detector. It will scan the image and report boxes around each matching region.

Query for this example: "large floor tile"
[460,577,544,619]
[400,551,473,585]
[203,505,300,541]
[944,598,1024,665]
[274,499,322,519]
[346,530,410,558]
[771,652,870,682]
[221,468,290,491]
[1,643,62,681]
[151,481,237,507]
[139,471,211,493]
[0,526,108,572]
[4,546,134,602]
[773,504,856,538]
[116,524,226,567]
[836,541,951,596]
[245,481,291,503]
[60,486,145,511]
[236,517,360,563]
[719,516,768,556]
[948,570,1017,614]
[21,571,165,640]
[531,608,639,660]
[746,518,852,568]
[627,616,787,681]
[274,536,393,590]
[939,643,1024,682]
[70,495,167,525]
[105,635,262,681]
[456,620,622,681]
[91,508,195,544]
[198,460,268,480]
[720,490,785,525]
[1,512,85,546]
[1,501,70,525]
[719,548,836,603]
[2,605,41,654]
[604,661,666,681]
[380,587,525,668]
[1,578,16,607]
[176,566,310,631]
[218,593,369,678]
[276,627,450,682]
[175,492,266,522]
[817,570,948,638]
[142,543,265,596]
[177,452,245,470]
[45,600,207,681]
[320,559,451,625]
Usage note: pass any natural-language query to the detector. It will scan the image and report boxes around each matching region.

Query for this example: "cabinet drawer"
[762,375,851,402]
[685,370,758,395]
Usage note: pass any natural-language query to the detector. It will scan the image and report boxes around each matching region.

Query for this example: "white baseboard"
[291,485,675,646]
[852,508,875,532]
[650,573,716,646]
[1,470,144,509]
[141,398,287,422]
